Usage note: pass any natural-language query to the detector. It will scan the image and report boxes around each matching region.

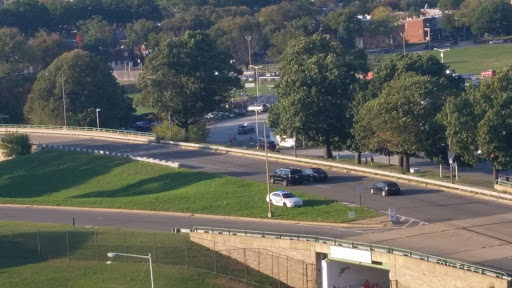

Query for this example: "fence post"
[213,242,217,274]
[286,256,289,285]
[66,231,70,261]
[153,233,157,264]
[277,255,281,288]
[185,240,189,268]
[95,231,99,263]
[37,229,41,257]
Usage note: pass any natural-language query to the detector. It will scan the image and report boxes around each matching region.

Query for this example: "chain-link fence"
[0,230,311,287]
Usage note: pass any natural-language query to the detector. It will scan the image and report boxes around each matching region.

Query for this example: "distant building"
[402,15,442,44]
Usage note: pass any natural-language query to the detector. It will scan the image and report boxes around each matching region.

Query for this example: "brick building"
[402,16,442,44]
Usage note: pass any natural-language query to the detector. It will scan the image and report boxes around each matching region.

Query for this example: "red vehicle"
[481,70,496,78]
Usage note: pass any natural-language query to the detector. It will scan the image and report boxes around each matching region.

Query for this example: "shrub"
[0,133,31,158]
[153,121,208,143]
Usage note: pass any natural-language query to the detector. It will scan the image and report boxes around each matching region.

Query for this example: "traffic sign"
[389,208,397,222]
[357,184,363,192]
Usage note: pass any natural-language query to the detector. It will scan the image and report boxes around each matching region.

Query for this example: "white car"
[489,40,504,44]
[266,191,303,208]
[247,104,268,113]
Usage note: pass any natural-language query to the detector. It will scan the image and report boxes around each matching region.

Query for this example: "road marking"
[402,219,415,228]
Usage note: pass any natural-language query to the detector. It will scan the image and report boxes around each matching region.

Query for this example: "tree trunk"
[323,144,332,159]
[355,152,361,164]
[398,155,404,170]
[403,153,410,173]
[184,125,189,135]
[493,165,498,182]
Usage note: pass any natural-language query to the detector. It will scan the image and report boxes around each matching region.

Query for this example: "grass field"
[0,150,380,222]
[0,221,281,288]
[126,93,154,115]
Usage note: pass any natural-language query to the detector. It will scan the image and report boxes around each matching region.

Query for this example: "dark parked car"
[237,124,255,135]
[302,168,328,182]
[258,140,277,151]
[269,168,304,186]
[370,181,401,196]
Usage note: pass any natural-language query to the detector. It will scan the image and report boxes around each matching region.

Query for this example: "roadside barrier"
[192,226,510,281]
[39,144,181,168]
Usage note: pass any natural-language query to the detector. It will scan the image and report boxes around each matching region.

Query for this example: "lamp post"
[434,48,450,63]
[250,65,263,145]
[400,32,406,55]
[245,35,252,67]
[424,23,431,50]
[96,108,101,129]
[61,75,67,128]
[263,121,273,218]
[168,112,172,141]
[107,252,154,288]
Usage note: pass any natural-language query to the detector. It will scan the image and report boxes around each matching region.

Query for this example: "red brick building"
[402,17,441,44]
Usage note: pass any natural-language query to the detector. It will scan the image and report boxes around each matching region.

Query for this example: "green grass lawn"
[0,221,280,288]
[126,93,154,115]
[0,150,380,222]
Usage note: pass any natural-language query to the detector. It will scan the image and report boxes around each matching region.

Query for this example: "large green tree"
[268,33,362,159]
[472,0,512,37]
[125,19,159,51]
[28,30,69,70]
[24,50,134,128]
[76,16,117,55]
[0,0,51,35]
[353,73,448,172]
[137,31,241,134]
[443,67,512,180]
[0,27,28,76]
[337,9,362,51]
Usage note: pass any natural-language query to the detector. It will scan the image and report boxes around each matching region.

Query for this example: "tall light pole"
[245,35,252,67]
[61,75,67,128]
[250,65,263,145]
[400,32,406,55]
[424,23,431,50]
[434,48,450,63]
[96,108,101,129]
[263,121,272,218]
[107,252,154,288]
[168,112,172,141]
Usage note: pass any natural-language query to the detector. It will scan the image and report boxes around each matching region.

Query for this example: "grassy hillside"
[0,150,380,222]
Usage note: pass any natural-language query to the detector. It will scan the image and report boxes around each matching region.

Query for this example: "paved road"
[2,134,512,273]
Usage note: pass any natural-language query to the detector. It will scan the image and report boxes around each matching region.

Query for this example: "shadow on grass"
[73,171,222,198]
[0,150,130,198]
[302,199,336,207]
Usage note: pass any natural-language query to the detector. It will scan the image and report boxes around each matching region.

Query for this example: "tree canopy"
[24,50,134,127]
[268,33,363,159]
[137,31,241,133]
[472,0,512,37]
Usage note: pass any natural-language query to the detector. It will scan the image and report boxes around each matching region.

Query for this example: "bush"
[0,133,31,158]
[153,121,208,143]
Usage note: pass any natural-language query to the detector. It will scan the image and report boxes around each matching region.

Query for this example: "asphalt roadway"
[1,132,512,274]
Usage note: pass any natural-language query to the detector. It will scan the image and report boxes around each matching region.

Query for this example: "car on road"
[489,39,504,44]
[237,124,255,135]
[257,140,277,151]
[302,168,329,182]
[481,70,496,78]
[269,168,304,186]
[370,181,401,196]
[247,104,269,113]
[266,190,303,208]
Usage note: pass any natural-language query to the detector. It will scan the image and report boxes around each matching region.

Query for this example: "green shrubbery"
[0,133,31,158]
[153,121,208,143]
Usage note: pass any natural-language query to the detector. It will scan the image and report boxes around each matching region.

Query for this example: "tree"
[443,67,512,180]
[257,1,312,31]
[368,6,397,37]
[268,33,362,159]
[472,0,512,38]
[438,0,464,11]
[337,9,362,51]
[0,27,28,76]
[440,13,457,33]
[125,19,159,50]
[0,133,31,158]
[137,31,241,134]
[24,50,134,128]
[267,27,305,60]
[0,0,51,35]
[28,30,69,70]
[76,16,117,55]
[0,74,35,123]
[208,16,262,67]
[353,73,448,172]
[455,0,480,27]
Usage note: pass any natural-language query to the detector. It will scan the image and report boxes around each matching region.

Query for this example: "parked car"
[370,181,401,196]
[247,104,269,113]
[232,108,247,116]
[257,140,277,151]
[266,190,303,208]
[237,124,255,135]
[269,168,304,186]
[481,70,496,78]
[302,168,329,182]
[489,39,504,44]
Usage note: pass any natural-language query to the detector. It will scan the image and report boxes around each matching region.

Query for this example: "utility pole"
[62,75,67,128]
[245,35,252,67]
[168,112,172,141]
[400,32,406,55]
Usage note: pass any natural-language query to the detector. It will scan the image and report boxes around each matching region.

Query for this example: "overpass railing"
[191,226,510,281]
[0,124,155,137]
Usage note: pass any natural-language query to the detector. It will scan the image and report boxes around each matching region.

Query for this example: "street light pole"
[424,24,431,50]
[96,108,101,129]
[250,65,263,146]
[107,252,154,288]
[434,48,450,64]
[400,32,406,55]
[263,121,272,218]
[62,75,67,128]
[245,35,252,67]
[168,112,172,141]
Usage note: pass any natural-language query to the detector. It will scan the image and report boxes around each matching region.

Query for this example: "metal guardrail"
[0,124,155,137]
[496,180,512,187]
[191,226,510,280]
